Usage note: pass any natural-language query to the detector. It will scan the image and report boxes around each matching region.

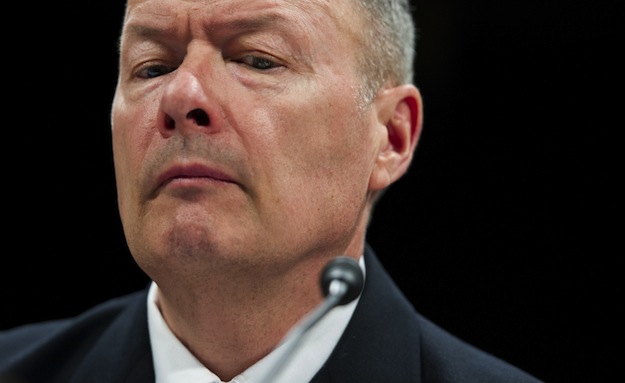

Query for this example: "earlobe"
[369,84,423,191]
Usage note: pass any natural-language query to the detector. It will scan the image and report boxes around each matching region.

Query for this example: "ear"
[369,84,423,192]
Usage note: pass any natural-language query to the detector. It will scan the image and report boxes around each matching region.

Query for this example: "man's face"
[111,0,383,274]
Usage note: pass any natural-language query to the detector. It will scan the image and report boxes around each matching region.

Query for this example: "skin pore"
[111,0,422,379]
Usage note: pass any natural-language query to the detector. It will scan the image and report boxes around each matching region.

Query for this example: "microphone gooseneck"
[256,256,364,383]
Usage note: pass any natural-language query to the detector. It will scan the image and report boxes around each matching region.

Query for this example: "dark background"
[3,1,621,382]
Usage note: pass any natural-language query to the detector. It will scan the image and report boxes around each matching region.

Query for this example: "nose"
[158,66,221,138]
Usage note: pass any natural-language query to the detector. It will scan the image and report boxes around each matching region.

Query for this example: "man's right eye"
[138,64,176,79]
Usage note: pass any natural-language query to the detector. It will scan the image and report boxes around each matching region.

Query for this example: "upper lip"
[155,162,237,190]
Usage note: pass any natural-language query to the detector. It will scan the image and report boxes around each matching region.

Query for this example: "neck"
[154,255,332,381]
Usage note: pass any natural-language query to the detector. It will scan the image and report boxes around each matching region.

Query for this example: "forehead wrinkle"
[208,6,319,36]
[121,3,192,52]
[205,0,354,37]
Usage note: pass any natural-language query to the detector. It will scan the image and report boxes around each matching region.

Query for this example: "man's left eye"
[238,55,281,70]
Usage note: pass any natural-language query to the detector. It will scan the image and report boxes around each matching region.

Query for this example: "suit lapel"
[311,245,423,382]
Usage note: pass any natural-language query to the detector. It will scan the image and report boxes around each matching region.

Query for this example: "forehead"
[121,0,367,62]
[124,0,362,30]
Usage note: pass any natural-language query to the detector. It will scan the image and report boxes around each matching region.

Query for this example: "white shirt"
[147,257,365,383]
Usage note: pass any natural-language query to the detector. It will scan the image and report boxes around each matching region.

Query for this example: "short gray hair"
[353,0,417,106]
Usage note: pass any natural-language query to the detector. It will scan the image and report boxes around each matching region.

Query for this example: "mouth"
[156,163,237,191]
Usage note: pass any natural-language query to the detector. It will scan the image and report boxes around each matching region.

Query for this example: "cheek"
[284,95,370,171]
[112,113,136,188]
[111,112,135,224]
[112,96,158,168]
[256,87,374,200]
[111,100,157,213]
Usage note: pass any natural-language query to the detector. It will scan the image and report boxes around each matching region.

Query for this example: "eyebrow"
[208,10,307,41]
[122,23,179,42]
[214,13,284,30]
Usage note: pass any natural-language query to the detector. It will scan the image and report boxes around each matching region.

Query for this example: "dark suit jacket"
[0,244,543,382]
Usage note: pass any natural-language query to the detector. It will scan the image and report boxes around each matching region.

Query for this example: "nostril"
[165,115,176,130]
[187,108,210,126]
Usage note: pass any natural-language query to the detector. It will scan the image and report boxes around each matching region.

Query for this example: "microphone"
[256,256,364,383]
[319,256,364,306]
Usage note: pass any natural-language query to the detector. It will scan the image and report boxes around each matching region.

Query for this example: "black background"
[3,1,621,382]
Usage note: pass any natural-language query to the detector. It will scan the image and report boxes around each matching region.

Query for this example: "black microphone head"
[320,256,364,305]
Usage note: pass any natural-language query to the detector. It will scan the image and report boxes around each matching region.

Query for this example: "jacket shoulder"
[417,314,543,382]
[0,290,149,383]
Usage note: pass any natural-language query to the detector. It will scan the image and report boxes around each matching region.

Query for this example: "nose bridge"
[158,50,221,136]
